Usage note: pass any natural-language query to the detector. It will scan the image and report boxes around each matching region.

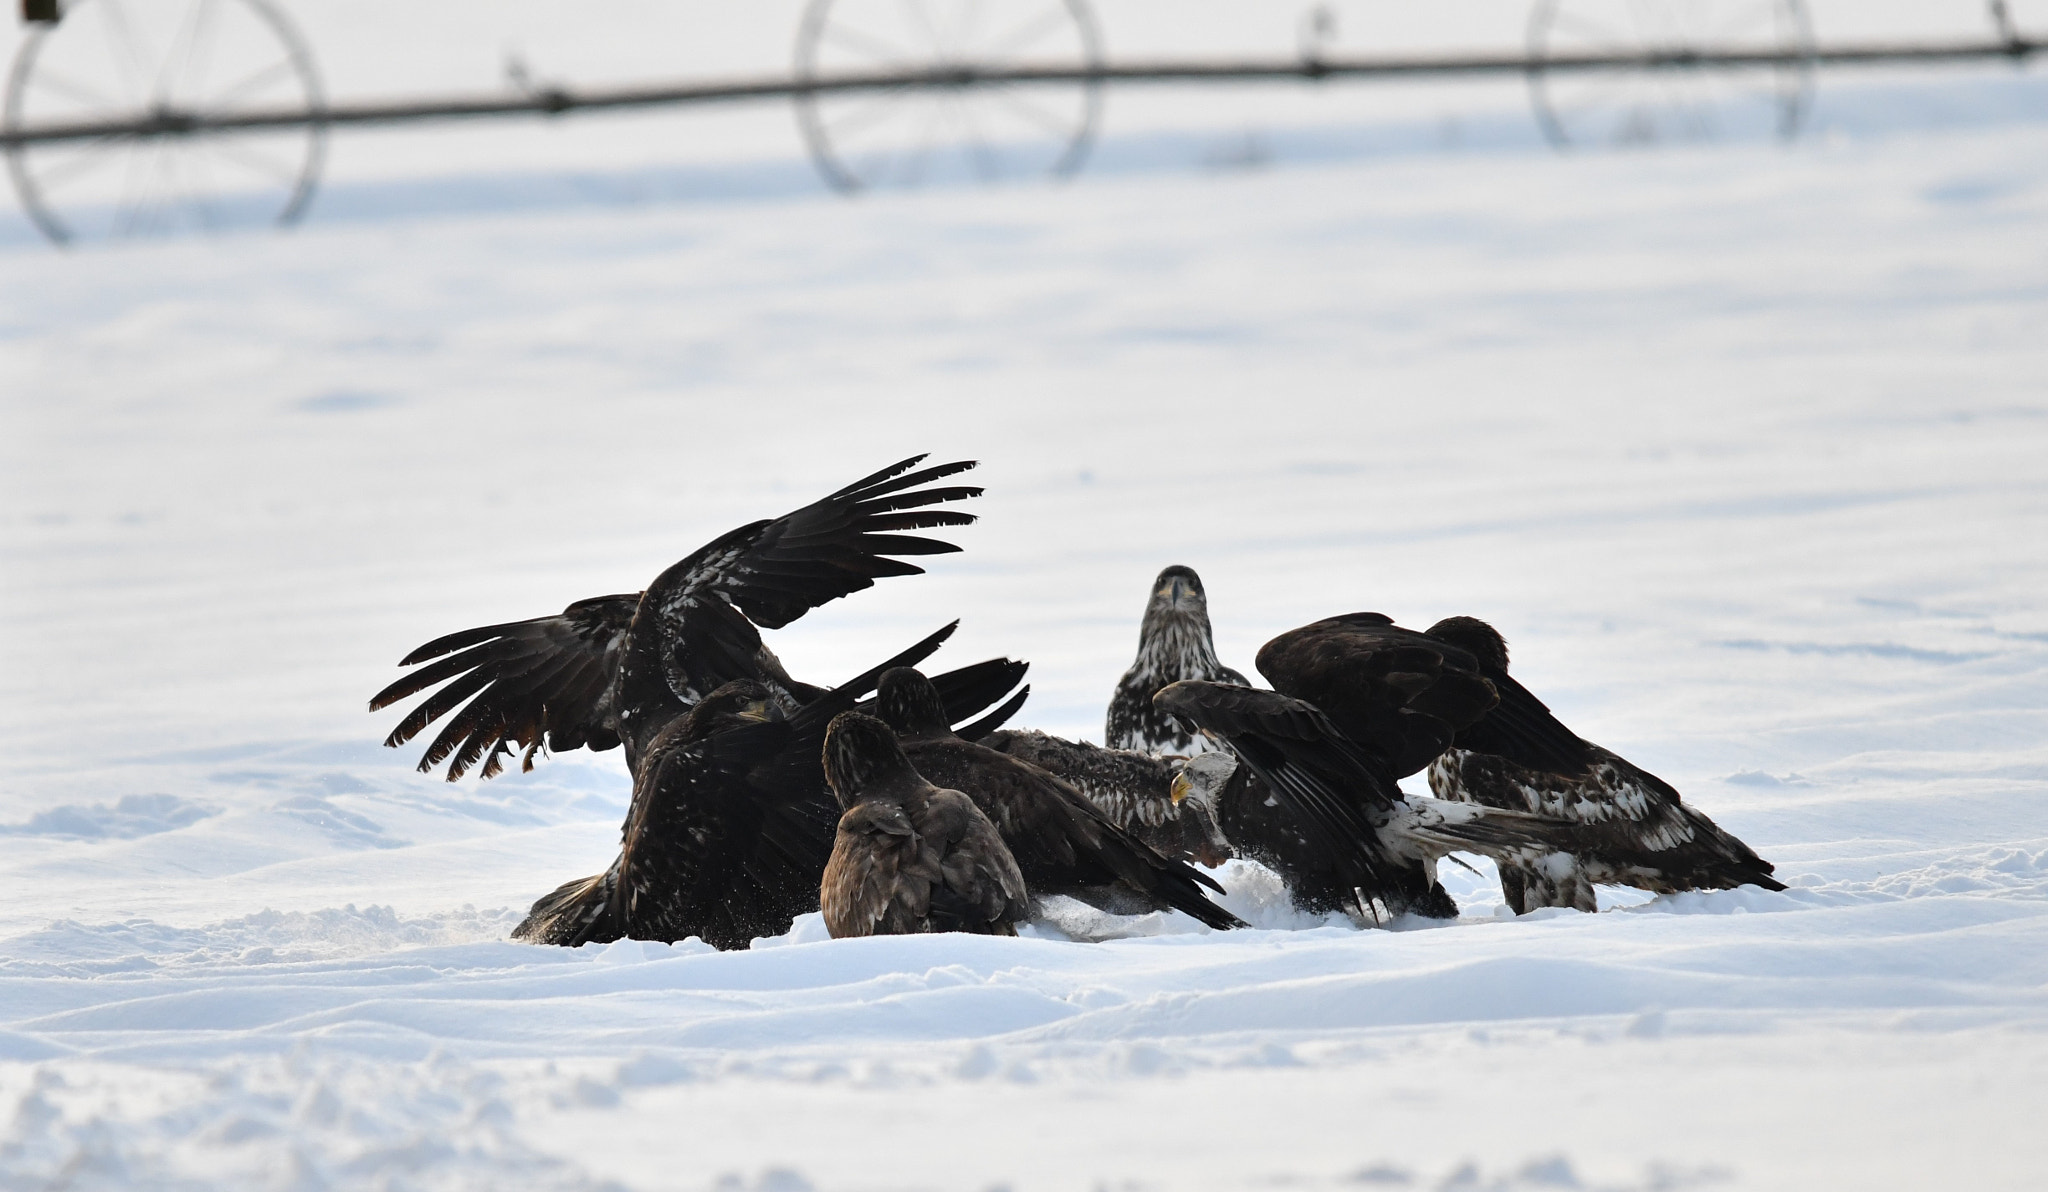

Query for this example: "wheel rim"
[1526,0,1816,151]
[792,0,1105,194]
[3,0,326,245]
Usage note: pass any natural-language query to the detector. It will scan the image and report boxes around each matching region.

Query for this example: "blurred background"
[2,1,2042,243]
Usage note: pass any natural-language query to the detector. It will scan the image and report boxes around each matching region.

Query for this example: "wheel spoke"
[901,0,946,58]
[820,25,917,67]
[27,137,125,192]
[27,68,126,111]
[153,0,211,104]
[897,95,948,185]
[1545,13,1632,54]
[981,6,1071,60]
[201,133,302,186]
[984,82,1073,137]
[202,60,296,111]
[114,138,164,235]
[176,0,226,103]
[823,88,915,141]
[99,0,160,107]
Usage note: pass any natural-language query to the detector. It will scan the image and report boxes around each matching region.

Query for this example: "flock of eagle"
[368,456,1782,945]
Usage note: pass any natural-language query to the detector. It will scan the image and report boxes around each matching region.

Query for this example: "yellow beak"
[1170,771,1191,806]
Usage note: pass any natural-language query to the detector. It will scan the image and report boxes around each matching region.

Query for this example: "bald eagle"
[1106,566,1248,755]
[980,728,1234,868]
[1422,617,1784,912]
[821,712,1030,938]
[1154,680,1589,920]
[512,623,983,948]
[369,455,994,781]
[875,669,1243,930]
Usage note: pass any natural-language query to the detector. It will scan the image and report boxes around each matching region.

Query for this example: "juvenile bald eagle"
[877,670,1243,930]
[820,712,1030,938]
[370,455,987,781]
[980,728,1234,867]
[512,623,972,948]
[1154,680,1588,920]
[1106,566,1248,754]
[1422,617,1783,912]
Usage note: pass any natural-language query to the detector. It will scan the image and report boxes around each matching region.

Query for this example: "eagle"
[1254,611,1593,783]
[875,669,1244,930]
[512,623,1002,948]
[368,455,999,782]
[1155,680,1589,920]
[1105,566,1248,755]
[1422,617,1783,912]
[979,728,1233,868]
[820,712,1031,938]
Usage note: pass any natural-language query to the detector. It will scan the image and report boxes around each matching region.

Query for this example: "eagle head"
[875,667,952,737]
[823,711,914,807]
[1425,616,1510,675]
[680,680,777,740]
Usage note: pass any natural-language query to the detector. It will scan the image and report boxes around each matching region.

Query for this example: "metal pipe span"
[2,37,2036,148]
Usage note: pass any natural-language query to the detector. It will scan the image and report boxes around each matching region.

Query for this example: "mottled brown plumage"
[1105,566,1249,754]
[820,713,1028,938]
[877,670,1243,929]
[980,728,1233,868]
[1423,617,1783,912]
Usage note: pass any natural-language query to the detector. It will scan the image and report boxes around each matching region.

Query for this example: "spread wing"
[369,593,639,781]
[371,455,982,780]
[646,454,982,632]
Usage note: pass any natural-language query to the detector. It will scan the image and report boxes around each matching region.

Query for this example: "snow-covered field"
[4,3,2047,1189]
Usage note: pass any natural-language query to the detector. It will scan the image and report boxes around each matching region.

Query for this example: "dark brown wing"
[900,737,1241,929]
[1257,613,1588,778]
[921,789,1030,933]
[853,656,1030,738]
[369,593,639,781]
[651,454,982,631]
[1153,680,1410,898]
[374,455,982,781]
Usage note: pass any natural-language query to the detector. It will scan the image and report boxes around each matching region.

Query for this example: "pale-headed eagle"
[1106,565,1248,755]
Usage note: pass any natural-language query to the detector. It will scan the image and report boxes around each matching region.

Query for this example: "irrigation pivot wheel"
[1527,0,1816,150]
[4,0,326,245]
[793,0,1104,194]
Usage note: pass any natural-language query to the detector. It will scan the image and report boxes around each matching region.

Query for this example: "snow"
[4,2,2048,1188]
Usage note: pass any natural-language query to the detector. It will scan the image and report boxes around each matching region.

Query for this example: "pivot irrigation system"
[2,0,2038,245]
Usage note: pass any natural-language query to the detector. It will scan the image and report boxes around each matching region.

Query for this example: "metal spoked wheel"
[792,0,1104,194]
[1527,0,1816,150]
[4,0,325,245]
